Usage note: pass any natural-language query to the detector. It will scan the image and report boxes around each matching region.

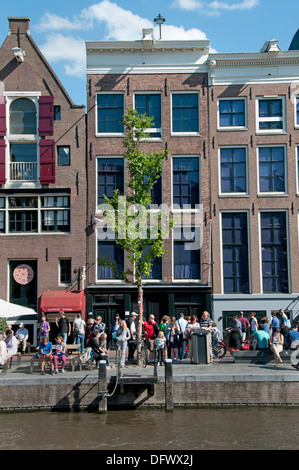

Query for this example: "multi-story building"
[209,36,299,330]
[85,29,212,340]
[0,17,86,343]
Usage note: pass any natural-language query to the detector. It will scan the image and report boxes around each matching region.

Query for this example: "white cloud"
[39,33,86,77]
[172,0,203,11]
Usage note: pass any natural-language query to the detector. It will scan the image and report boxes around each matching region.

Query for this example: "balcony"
[10,162,38,182]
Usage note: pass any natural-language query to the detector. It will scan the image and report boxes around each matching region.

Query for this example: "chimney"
[8,17,30,36]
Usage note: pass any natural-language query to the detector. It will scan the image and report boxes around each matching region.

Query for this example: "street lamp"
[154,14,165,40]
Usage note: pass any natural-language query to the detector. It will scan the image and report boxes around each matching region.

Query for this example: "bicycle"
[212,336,234,358]
[140,336,148,368]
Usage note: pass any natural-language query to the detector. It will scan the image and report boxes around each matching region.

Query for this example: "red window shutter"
[0,140,6,184]
[0,96,6,136]
[40,139,55,184]
[39,96,54,136]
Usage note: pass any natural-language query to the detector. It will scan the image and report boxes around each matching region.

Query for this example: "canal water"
[0,407,298,450]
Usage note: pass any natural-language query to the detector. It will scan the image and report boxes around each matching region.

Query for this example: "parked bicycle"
[212,336,235,358]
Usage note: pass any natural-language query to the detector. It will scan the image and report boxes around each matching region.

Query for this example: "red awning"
[40,290,85,314]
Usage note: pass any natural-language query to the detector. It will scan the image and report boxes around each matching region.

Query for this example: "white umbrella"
[0,299,37,318]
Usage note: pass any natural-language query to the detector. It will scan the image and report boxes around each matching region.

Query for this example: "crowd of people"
[1,308,298,373]
[224,310,299,367]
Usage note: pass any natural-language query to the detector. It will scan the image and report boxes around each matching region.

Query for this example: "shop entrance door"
[175,306,201,320]
[9,260,37,310]
[94,306,123,348]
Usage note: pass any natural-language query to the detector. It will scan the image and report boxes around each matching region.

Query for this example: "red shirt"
[144,321,155,339]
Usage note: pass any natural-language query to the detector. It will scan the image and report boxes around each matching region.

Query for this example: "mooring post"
[98,360,107,413]
[165,359,173,411]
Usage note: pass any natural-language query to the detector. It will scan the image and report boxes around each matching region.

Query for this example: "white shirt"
[176,317,188,334]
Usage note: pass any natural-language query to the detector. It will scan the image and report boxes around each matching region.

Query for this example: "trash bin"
[192,330,211,364]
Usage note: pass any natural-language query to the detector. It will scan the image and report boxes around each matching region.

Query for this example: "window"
[257,97,285,132]
[260,212,288,293]
[54,105,61,121]
[222,213,249,294]
[41,196,70,232]
[220,147,247,194]
[172,93,199,134]
[57,146,70,166]
[135,93,162,138]
[97,157,124,206]
[258,146,286,193]
[97,230,124,280]
[296,97,299,127]
[9,98,37,135]
[96,93,124,134]
[10,144,38,181]
[59,259,72,285]
[141,245,162,280]
[173,227,201,280]
[218,99,246,128]
[0,194,70,234]
[173,157,199,208]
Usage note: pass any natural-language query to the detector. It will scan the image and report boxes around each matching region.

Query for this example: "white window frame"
[95,91,125,137]
[218,145,249,197]
[172,225,202,283]
[96,226,125,284]
[171,155,201,213]
[219,210,251,295]
[257,144,287,196]
[171,91,200,136]
[133,92,162,141]
[217,97,247,131]
[256,95,286,134]
[96,155,125,214]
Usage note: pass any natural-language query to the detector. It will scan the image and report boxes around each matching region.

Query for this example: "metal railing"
[10,162,37,181]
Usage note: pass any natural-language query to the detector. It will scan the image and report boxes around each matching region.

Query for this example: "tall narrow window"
[97,157,124,206]
[174,227,201,280]
[59,259,72,285]
[98,237,124,280]
[222,213,249,294]
[173,157,199,208]
[96,93,124,134]
[172,93,199,133]
[10,98,37,134]
[220,147,247,193]
[258,146,285,193]
[260,212,288,293]
[135,93,162,138]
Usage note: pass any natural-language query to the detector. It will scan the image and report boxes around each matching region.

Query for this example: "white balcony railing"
[10,162,38,182]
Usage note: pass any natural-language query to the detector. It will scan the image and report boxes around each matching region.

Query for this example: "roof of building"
[289,29,299,50]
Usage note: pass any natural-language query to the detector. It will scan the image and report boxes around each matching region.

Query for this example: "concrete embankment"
[1,359,299,410]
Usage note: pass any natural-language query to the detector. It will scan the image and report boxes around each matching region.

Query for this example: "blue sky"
[0,0,298,106]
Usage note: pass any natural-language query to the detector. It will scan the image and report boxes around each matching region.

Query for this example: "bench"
[7,353,21,368]
[0,363,7,375]
[30,355,79,373]
[232,349,295,364]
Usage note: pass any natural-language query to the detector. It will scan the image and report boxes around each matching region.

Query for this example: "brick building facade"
[0,18,86,344]
[209,39,299,330]
[85,30,212,339]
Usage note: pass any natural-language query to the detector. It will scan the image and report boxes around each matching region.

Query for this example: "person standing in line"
[115,320,131,368]
[143,314,159,363]
[73,313,86,353]
[270,311,280,337]
[199,311,213,363]
[249,312,258,334]
[176,313,188,361]
[92,316,106,335]
[127,312,138,362]
[38,315,50,341]
[238,311,250,342]
[55,311,71,344]
[270,327,284,366]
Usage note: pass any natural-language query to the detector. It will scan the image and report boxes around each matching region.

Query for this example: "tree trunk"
[136,282,143,367]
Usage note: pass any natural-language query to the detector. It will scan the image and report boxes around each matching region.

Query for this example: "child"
[52,336,67,374]
[155,331,167,366]
[169,324,180,363]
[270,327,284,366]
[39,336,54,375]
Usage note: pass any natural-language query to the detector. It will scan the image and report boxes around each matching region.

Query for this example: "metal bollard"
[98,360,107,413]
[165,359,173,412]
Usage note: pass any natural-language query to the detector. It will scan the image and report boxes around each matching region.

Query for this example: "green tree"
[99,108,172,366]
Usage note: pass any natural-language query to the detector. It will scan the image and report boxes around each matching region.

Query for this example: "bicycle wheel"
[214,341,226,358]
[140,346,147,368]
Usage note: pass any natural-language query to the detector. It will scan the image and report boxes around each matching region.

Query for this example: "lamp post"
[154,14,165,40]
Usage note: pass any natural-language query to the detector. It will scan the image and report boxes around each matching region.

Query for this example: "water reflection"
[0,408,298,450]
